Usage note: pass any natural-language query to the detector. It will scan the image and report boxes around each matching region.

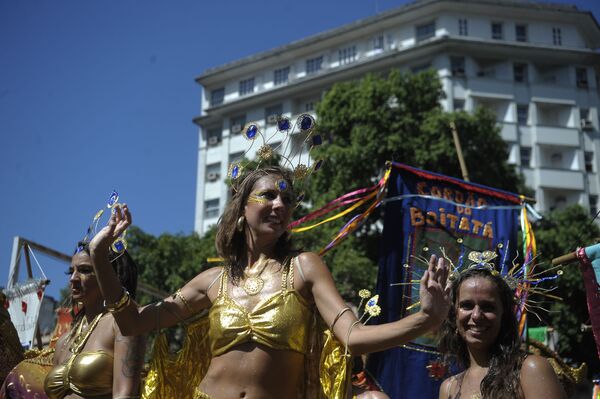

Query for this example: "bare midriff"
[198,343,304,399]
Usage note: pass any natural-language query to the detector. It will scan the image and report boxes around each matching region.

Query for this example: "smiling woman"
[438,268,566,399]
[88,164,452,399]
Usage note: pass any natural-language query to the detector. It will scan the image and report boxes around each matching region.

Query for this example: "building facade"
[193,0,600,234]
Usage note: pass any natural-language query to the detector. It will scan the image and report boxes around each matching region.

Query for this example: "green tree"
[298,69,523,299]
[533,205,600,372]
[126,226,217,305]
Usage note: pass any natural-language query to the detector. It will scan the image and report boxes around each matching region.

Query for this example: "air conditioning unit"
[267,114,278,124]
[581,119,594,131]
[577,79,589,89]
[231,124,242,134]
[208,136,220,146]
[207,172,220,182]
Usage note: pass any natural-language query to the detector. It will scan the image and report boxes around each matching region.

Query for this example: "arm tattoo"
[120,335,146,378]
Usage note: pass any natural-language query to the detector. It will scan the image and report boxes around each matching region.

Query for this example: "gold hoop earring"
[237,216,245,232]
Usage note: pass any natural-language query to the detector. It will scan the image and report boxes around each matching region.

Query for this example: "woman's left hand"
[419,255,451,329]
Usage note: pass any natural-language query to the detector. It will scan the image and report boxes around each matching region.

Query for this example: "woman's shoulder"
[521,354,554,373]
[520,355,566,398]
[186,266,224,290]
[295,252,329,276]
[439,372,463,399]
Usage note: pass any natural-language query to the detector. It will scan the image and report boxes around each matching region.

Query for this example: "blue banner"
[366,163,522,398]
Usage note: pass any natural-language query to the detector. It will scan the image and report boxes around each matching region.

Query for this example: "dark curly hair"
[438,268,525,398]
[215,166,296,283]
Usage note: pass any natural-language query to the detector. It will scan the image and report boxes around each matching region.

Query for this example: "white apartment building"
[193,0,600,234]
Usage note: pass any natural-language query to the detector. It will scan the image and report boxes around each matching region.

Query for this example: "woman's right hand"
[418,255,451,330]
[89,204,132,255]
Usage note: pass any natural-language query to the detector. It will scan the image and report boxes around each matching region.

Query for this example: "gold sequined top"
[208,258,312,356]
[44,350,113,399]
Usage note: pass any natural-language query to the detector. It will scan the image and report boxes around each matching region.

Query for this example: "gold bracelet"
[104,289,130,313]
[330,307,351,331]
[344,320,360,357]
[174,289,194,314]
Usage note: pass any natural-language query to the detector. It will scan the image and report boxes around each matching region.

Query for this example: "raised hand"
[89,204,132,254]
[419,255,451,329]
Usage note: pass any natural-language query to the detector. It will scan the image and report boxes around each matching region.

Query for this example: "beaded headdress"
[227,113,324,202]
[75,190,128,255]
[440,245,563,320]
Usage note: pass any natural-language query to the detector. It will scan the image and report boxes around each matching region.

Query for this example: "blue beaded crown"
[227,113,324,201]
[75,190,128,255]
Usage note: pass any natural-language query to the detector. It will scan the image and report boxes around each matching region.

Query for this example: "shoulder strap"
[295,255,306,283]
[217,269,228,296]
[207,268,224,293]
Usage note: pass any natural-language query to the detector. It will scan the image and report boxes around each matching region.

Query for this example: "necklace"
[242,257,271,296]
[69,311,106,354]
[461,368,483,399]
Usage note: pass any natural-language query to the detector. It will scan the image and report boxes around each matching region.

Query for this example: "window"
[229,151,244,163]
[585,152,594,172]
[550,152,563,167]
[206,128,222,147]
[239,77,254,96]
[265,104,283,125]
[552,27,562,46]
[520,147,531,167]
[450,56,465,76]
[210,88,224,106]
[515,24,527,42]
[274,67,290,86]
[373,35,384,50]
[305,101,315,112]
[517,104,529,125]
[205,162,221,182]
[590,195,598,217]
[453,99,465,110]
[576,67,588,88]
[551,196,567,211]
[230,115,246,135]
[338,45,357,65]
[204,199,220,219]
[513,63,528,83]
[491,22,503,40]
[416,21,436,42]
[306,56,323,75]
[458,18,468,36]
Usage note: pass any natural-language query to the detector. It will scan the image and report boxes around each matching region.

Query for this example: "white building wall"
[193,0,600,234]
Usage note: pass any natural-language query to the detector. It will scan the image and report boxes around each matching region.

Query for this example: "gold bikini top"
[44,312,113,399]
[208,257,313,356]
[44,351,113,399]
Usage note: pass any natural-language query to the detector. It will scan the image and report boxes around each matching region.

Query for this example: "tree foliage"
[533,205,600,371]
[297,69,523,299]
[126,226,217,305]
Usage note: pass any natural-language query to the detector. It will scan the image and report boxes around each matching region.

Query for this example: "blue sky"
[1,0,599,301]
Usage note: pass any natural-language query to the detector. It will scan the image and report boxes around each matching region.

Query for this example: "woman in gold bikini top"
[89,166,452,399]
[44,242,146,399]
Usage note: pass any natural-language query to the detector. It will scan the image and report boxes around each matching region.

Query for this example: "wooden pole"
[23,243,44,350]
[450,121,470,182]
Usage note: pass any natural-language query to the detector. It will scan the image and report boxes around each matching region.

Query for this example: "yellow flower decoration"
[359,289,371,299]
[367,304,381,317]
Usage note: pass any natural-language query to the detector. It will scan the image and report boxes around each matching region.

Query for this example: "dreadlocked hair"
[215,166,296,283]
[438,267,525,399]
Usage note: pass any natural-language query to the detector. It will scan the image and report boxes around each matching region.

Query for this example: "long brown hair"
[215,166,295,283]
[438,268,525,399]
